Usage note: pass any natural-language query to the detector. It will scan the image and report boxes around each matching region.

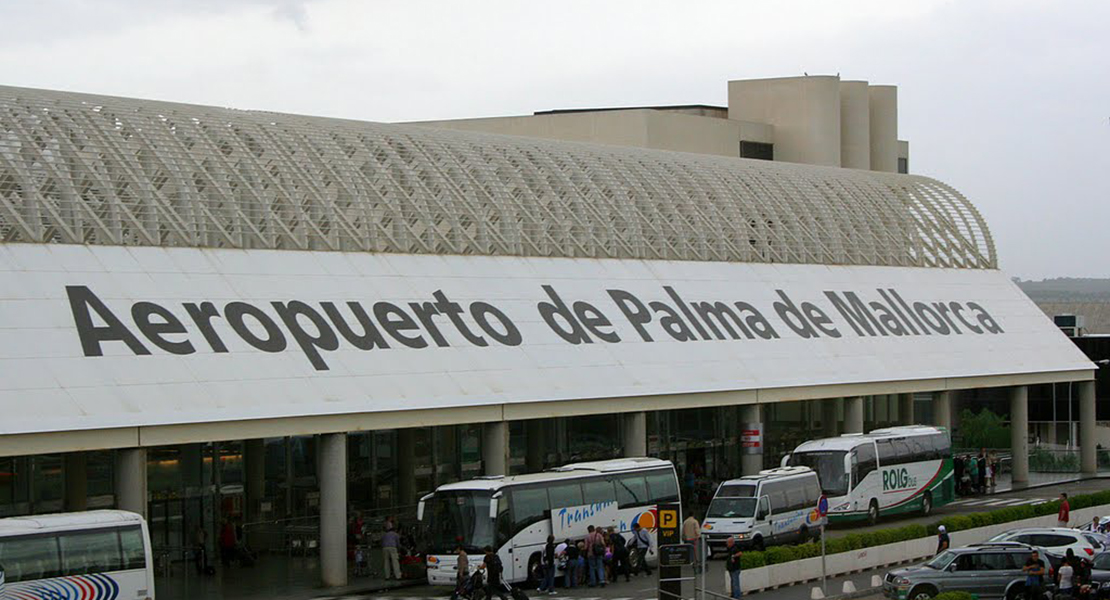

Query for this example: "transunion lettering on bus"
[882,468,919,492]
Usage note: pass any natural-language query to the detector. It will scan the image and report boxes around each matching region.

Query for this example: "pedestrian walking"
[219,518,237,567]
[450,547,469,600]
[481,546,509,600]
[608,526,630,582]
[977,450,988,494]
[683,512,702,574]
[586,525,606,587]
[539,535,557,594]
[629,522,653,576]
[382,524,402,580]
[936,525,949,556]
[1058,493,1071,528]
[726,536,743,599]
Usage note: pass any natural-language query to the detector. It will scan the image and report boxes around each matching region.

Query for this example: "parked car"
[1088,551,1110,598]
[1079,516,1110,534]
[989,527,1100,559]
[883,542,1054,600]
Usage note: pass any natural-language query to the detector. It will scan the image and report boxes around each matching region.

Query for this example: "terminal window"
[740,141,774,161]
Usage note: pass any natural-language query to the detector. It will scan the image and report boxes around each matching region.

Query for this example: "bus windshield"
[707,497,758,518]
[424,490,495,554]
[788,451,848,497]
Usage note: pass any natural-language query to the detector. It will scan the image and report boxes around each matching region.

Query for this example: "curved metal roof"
[0,85,995,268]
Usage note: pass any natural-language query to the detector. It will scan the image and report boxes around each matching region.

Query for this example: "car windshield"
[707,498,758,518]
[424,490,495,554]
[924,551,955,570]
[788,451,848,497]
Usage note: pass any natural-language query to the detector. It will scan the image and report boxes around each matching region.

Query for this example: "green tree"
[958,408,1010,448]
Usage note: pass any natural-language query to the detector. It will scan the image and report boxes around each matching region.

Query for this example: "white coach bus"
[782,425,955,524]
[418,458,680,586]
[0,510,155,600]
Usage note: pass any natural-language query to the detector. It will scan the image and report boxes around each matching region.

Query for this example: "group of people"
[539,521,655,591]
[954,449,999,495]
[1022,546,1098,599]
[348,513,411,580]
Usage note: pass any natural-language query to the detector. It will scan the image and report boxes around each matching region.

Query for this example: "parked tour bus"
[0,510,155,600]
[783,425,954,524]
[701,466,824,553]
[418,457,680,586]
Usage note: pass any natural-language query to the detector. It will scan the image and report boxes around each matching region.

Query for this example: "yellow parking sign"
[660,508,678,530]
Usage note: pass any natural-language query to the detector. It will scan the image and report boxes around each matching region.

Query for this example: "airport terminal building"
[0,78,1099,588]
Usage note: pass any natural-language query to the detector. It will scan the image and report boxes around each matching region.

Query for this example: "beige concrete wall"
[869,85,899,172]
[839,80,871,169]
[643,110,742,156]
[728,76,842,167]
[411,110,651,148]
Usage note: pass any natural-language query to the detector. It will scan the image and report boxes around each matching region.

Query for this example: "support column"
[1010,386,1029,486]
[114,448,147,518]
[526,420,546,472]
[622,412,647,457]
[933,391,952,430]
[397,429,416,506]
[483,421,510,476]
[899,393,915,426]
[64,453,88,512]
[822,399,840,437]
[244,439,266,528]
[319,432,347,588]
[739,404,764,476]
[844,397,865,434]
[1080,380,1097,475]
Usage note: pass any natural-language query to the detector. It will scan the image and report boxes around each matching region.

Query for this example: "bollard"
[810,586,825,599]
[842,580,857,594]
[871,575,883,587]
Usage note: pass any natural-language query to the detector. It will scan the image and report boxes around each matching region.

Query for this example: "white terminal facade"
[0,76,1099,588]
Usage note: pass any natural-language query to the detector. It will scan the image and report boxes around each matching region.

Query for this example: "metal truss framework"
[0,86,996,269]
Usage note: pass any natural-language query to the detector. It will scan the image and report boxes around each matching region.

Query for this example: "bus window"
[762,481,788,513]
[60,529,123,575]
[0,536,62,582]
[876,438,897,466]
[582,479,616,505]
[548,482,583,510]
[646,471,679,503]
[785,481,809,512]
[119,527,146,571]
[510,487,550,535]
[615,474,649,507]
[852,443,877,490]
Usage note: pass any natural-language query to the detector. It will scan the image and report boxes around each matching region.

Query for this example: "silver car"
[883,542,1053,600]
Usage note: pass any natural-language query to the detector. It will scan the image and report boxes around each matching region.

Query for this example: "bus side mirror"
[780,455,790,468]
[489,494,501,521]
[417,493,434,522]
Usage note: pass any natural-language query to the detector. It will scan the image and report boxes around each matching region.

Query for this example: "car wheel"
[922,492,933,516]
[1004,585,1024,600]
[908,584,936,600]
[868,499,880,525]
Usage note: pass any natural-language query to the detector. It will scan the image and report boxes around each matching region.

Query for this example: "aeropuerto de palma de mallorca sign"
[0,243,1093,436]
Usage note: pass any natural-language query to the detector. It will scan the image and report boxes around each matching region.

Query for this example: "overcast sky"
[1,0,1106,279]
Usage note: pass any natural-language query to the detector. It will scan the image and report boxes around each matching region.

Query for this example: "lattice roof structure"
[0,85,996,268]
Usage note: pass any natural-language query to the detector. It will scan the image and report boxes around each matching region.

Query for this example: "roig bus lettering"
[882,468,918,492]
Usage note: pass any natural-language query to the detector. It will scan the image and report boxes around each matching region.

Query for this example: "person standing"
[481,546,509,600]
[586,525,606,587]
[683,512,702,574]
[935,525,950,556]
[450,546,469,600]
[1023,549,1046,600]
[1058,551,1076,598]
[629,522,653,576]
[219,518,237,567]
[540,535,557,594]
[382,524,402,580]
[608,526,630,583]
[1058,493,1071,527]
[726,536,743,599]
[977,450,988,494]
[563,539,581,588]
[192,524,209,575]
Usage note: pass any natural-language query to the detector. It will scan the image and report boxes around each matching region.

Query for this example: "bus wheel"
[922,492,933,516]
[526,553,542,589]
[867,499,880,525]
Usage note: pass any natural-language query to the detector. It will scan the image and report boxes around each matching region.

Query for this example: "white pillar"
[739,404,764,476]
[899,393,915,426]
[397,429,416,506]
[1010,386,1029,486]
[64,453,88,512]
[1080,381,1097,475]
[622,412,647,457]
[839,80,871,169]
[933,391,952,431]
[483,421,510,476]
[868,85,898,173]
[844,397,865,434]
[822,399,840,437]
[319,432,347,588]
[114,448,147,518]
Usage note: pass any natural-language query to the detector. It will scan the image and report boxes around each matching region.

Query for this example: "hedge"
[933,592,976,600]
[737,488,1110,570]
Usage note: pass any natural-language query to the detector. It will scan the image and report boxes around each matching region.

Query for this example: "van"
[702,466,824,553]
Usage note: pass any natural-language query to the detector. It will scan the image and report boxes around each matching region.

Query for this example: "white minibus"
[418,457,680,586]
[701,466,824,553]
[783,425,954,524]
[0,510,155,600]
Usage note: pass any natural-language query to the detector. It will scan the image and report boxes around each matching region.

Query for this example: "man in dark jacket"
[608,526,630,582]
[540,535,556,593]
[481,546,509,600]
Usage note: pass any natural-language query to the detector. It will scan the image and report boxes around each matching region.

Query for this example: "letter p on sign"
[660,509,678,530]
